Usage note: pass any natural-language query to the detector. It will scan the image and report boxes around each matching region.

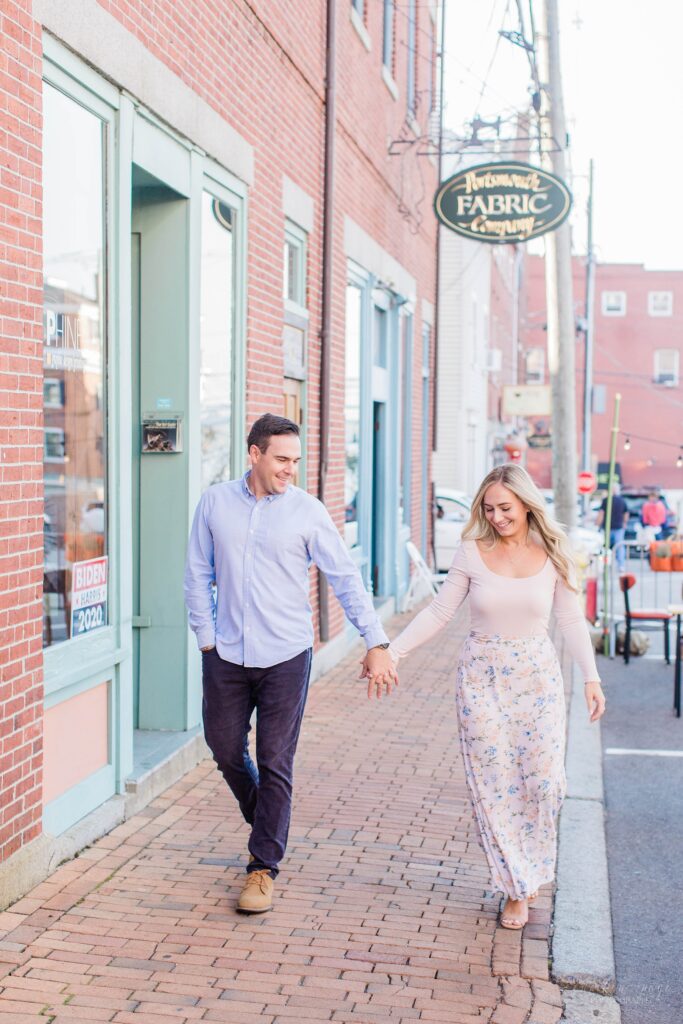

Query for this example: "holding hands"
[360,645,399,699]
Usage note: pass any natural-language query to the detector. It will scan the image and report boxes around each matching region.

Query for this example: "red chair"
[618,574,672,664]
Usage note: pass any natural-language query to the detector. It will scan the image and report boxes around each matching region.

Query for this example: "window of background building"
[283,221,308,485]
[400,312,413,526]
[382,0,394,70]
[284,228,306,308]
[420,322,431,555]
[654,348,679,386]
[525,347,545,384]
[43,82,107,648]
[601,290,626,316]
[648,291,673,317]
[344,283,362,548]
[373,303,388,367]
[407,0,417,115]
[200,194,235,491]
[43,377,65,408]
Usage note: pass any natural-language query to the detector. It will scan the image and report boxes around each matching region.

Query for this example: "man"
[184,413,397,914]
[596,482,629,572]
[641,491,667,540]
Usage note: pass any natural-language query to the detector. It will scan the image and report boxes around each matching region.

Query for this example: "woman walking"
[378,465,605,929]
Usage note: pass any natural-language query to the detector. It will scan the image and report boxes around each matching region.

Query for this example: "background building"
[520,255,683,494]
[434,224,520,496]
[0,0,438,902]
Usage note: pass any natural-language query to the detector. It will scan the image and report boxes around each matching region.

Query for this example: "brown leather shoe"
[237,869,274,914]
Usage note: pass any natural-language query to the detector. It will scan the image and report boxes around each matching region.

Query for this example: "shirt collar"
[241,470,290,504]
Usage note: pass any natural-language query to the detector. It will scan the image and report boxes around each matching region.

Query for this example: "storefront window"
[344,283,362,547]
[200,193,235,490]
[43,83,107,647]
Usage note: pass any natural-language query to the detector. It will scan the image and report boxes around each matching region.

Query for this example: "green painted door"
[131,177,192,731]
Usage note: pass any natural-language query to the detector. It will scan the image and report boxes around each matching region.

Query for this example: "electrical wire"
[617,431,682,451]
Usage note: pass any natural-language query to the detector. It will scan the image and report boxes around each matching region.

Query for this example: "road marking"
[605,747,683,758]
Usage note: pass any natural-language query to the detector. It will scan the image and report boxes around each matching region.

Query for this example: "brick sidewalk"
[0,609,564,1023]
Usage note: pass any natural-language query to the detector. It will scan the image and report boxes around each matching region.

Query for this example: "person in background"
[596,482,629,572]
[184,413,398,915]
[641,491,667,540]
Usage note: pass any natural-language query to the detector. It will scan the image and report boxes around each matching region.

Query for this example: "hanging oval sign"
[433,161,572,244]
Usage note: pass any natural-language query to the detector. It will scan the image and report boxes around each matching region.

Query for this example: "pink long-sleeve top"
[391,540,601,682]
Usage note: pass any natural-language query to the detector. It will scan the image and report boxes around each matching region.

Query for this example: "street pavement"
[0,606,566,1024]
[599,619,683,1024]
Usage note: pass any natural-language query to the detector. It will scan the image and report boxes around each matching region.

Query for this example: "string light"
[623,437,631,451]
[677,447,683,469]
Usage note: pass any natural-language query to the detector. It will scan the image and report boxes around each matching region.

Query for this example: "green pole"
[602,392,622,656]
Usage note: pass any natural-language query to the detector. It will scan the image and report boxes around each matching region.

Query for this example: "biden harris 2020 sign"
[433,161,572,244]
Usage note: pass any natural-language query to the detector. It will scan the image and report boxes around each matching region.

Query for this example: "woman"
[380,465,605,929]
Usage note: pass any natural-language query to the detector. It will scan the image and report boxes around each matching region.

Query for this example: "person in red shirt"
[642,491,667,539]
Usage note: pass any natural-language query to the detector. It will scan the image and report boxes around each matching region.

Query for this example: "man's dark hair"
[247,413,300,454]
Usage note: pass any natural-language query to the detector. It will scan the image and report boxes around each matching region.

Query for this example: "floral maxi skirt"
[455,632,567,900]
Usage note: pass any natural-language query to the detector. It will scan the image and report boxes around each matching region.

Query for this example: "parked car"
[434,488,472,571]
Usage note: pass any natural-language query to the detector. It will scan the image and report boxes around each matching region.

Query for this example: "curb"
[553,665,621,1017]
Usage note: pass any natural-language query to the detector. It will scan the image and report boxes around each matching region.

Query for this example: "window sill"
[350,7,371,51]
[382,65,399,101]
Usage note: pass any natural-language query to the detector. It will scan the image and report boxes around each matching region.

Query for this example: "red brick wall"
[520,255,683,491]
[0,0,44,862]
[96,0,436,635]
[0,0,437,862]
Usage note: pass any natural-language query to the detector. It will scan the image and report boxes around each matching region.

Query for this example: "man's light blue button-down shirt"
[184,472,389,668]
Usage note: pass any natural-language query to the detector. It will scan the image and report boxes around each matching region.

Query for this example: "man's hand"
[359,646,399,699]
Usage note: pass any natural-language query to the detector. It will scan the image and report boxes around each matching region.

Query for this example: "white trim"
[421,298,434,327]
[350,5,371,51]
[36,0,254,185]
[600,290,626,316]
[648,290,673,317]
[344,217,416,301]
[382,64,399,101]
[282,176,315,234]
[605,748,683,758]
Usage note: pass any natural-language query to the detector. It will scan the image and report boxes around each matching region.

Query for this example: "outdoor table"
[667,604,683,717]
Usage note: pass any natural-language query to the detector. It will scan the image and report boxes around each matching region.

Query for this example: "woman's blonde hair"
[462,464,578,590]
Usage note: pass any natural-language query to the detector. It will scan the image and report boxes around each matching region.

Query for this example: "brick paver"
[0,608,566,1022]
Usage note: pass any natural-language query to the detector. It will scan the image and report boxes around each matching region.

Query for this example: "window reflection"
[200,194,235,490]
[344,284,362,547]
[42,83,107,647]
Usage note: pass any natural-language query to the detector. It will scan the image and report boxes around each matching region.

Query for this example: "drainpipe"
[430,0,447,570]
[318,0,337,642]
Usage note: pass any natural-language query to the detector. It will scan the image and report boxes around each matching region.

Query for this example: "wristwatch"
[371,643,391,650]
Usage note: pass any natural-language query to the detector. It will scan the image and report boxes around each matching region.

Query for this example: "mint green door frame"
[40,38,248,834]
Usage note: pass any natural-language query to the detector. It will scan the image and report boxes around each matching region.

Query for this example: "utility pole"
[536,0,577,529]
[581,159,595,519]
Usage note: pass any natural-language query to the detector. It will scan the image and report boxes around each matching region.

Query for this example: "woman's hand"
[584,681,606,722]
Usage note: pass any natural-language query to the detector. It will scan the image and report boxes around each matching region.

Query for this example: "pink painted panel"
[43,682,110,805]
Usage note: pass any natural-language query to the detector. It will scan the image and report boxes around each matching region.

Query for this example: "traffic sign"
[577,471,597,494]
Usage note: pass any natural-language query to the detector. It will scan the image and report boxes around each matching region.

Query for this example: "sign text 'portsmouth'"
[434,162,572,244]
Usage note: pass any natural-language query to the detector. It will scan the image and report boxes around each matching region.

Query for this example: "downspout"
[318,0,337,642]
[431,0,446,569]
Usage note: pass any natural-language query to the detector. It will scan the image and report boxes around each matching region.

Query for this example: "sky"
[442,0,683,270]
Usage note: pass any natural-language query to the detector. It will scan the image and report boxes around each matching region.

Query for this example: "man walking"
[184,413,397,914]
[596,482,629,572]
